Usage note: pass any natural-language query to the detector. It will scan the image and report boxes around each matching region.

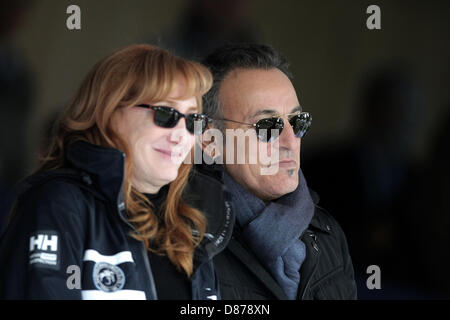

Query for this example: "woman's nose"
[168,118,189,144]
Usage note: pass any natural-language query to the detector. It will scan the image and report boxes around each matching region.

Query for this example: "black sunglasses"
[218,112,312,142]
[136,104,209,135]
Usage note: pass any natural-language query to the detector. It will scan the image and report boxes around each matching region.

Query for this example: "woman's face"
[112,81,198,194]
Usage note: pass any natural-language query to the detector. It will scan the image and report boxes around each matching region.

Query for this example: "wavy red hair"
[39,44,212,277]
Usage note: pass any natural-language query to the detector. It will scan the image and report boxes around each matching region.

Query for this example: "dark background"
[1,0,449,299]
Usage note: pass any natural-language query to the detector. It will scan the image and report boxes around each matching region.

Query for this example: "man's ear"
[201,133,219,158]
[201,126,223,162]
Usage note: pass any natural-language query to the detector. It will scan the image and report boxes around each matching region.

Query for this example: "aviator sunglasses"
[218,111,312,142]
[136,104,210,135]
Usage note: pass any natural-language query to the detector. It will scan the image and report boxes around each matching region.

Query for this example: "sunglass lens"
[154,107,178,128]
[186,114,208,135]
[256,117,284,142]
[290,113,312,138]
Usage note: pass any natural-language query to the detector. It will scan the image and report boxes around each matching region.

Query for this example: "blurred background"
[0,0,449,299]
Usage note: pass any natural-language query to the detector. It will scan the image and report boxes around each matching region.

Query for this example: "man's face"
[219,68,302,201]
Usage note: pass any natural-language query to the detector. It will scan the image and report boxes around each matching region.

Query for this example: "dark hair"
[202,43,293,130]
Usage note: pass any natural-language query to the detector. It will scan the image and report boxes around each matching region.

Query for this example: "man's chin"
[261,178,299,200]
[272,167,300,180]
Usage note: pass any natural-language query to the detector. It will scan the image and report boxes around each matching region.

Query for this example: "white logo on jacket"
[28,231,60,269]
[29,234,58,252]
[81,249,146,300]
[93,262,125,292]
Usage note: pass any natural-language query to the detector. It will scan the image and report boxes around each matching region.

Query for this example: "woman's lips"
[154,148,182,160]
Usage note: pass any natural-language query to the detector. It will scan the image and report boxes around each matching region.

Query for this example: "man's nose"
[277,118,299,150]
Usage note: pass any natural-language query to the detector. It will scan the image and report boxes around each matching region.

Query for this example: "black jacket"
[192,166,358,300]
[0,140,234,300]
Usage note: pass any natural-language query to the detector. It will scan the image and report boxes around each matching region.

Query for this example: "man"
[199,43,357,299]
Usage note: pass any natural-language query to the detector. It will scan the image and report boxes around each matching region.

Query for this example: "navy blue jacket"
[0,140,234,300]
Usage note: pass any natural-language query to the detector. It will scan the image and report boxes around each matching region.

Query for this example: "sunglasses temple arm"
[218,118,255,127]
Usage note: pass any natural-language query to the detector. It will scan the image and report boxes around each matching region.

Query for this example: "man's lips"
[277,159,297,167]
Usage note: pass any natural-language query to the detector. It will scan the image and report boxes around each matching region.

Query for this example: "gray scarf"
[224,169,315,299]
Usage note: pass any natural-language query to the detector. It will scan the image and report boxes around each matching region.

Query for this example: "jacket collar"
[66,140,125,206]
[307,189,332,234]
[186,163,235,261]
[188,163,333,256]
[67,141,235,261]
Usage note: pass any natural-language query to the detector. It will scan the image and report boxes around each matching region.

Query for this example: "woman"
[0,44,233,300]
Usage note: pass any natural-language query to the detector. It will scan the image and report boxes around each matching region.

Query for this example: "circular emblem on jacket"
[93,262,125,292]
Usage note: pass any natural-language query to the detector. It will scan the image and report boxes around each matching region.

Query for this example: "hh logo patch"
[28,231,60,270]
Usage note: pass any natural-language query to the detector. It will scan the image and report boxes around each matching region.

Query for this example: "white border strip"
[83,249,134,265]
[81,290,146,300]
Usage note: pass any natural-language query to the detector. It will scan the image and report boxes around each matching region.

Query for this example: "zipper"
[111,201,157,300]
[114,152,157,300]
[116,153,135,231]
[140,241,158,300]
[301,233,321,300]
[301,250,320,299]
